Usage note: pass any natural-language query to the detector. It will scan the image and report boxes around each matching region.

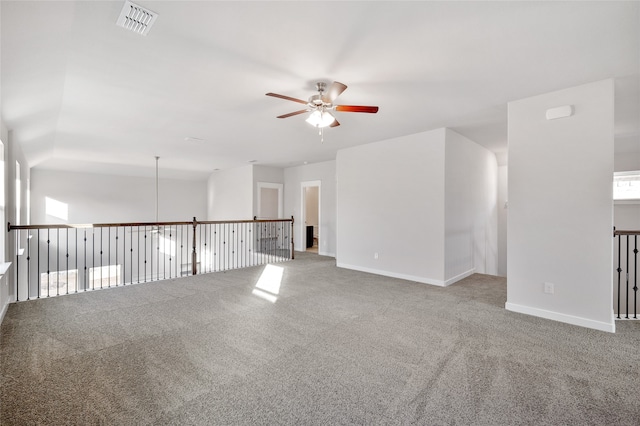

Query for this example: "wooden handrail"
[614,230,640,236]
[8,217,293,232]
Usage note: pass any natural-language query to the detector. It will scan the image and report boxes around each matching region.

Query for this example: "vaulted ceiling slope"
[1,1,638,179]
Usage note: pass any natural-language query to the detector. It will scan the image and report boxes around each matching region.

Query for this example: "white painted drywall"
[5,129,30,306]
[30,169,207,224]
[336,129,446,284]
[497,165,508,277]
[207,165,253,220]
[284,161,336,257]
[507,79,615,332]
[0,119,9,323]
[444,129,498,280]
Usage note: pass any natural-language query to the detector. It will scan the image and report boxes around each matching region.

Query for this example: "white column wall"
[0,120,10,322]
[336,129,446,284]
[507,79,615,332]
[444,129,498,282]
[284,160,336,257]
[5,129,30,306]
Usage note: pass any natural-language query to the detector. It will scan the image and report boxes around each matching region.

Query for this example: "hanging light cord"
[155,156,159,223]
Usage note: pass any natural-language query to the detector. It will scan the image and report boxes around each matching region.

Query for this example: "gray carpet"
[1,252,639,425]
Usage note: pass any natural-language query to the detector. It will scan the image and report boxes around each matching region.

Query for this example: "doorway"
[301,181,321,254]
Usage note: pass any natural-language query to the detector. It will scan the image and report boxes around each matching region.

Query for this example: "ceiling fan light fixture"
[305,110,335,128]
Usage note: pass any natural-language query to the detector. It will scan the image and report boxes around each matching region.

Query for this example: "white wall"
[336,129,446,284]
[207,165,253,220]
[444,129,498,281]
[4,129,30,309]
[0,120,10,323]
[507,79,615,332]
[30,169,206,224]
[284,160,336,257]
[497,165,508,277]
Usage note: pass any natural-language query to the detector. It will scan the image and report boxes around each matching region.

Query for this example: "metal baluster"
[162,226,166,280]
[83,229,88,291]
[144,227,148,282]
[635,235,638,319]
[291,216,295,260]
[156,227,160,280]
[617,234,622,319]
[232,224,236,269]
[91,228,95,290]
[75,229,79,291]
[179,225,183,276]
[116,228,119,287]
[66,229,71,293]
[191,217,197,275]
[626,235,630,319]
[26,231,32,299]
[99,228,103,289]
[137,226,140,283]
[46,229,50,298]
[130,226,133,284]
[213,225,217,272]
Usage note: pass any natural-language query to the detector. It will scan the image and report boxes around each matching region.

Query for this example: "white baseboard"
[443,269,476,286]
[318,251,335,258]
[0,299,8,325]
[505,302,615,333]
[336,263,447,286]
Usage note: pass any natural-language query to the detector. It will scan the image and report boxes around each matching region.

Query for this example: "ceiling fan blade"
[330,118,340,128]
[277,109,309,119]
[322,81,348,103]
[266,92,308,105]
[335,105,379,113]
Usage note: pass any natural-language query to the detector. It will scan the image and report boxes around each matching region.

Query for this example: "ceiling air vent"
[116,1,158,36]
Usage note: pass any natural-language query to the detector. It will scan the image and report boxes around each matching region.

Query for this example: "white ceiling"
[1,1,639,180]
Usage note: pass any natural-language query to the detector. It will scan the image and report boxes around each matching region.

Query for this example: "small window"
[614,171,640,201]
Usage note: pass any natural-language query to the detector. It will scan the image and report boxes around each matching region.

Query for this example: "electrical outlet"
[374,252,379,260]
[544,282,554,294]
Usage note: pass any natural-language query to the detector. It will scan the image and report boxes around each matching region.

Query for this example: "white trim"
[0,300,7,325]
[319,251,335,258]
[257,182,283,219]
[505,302,615,333]
[443,268,475,286]
[337,262,447,287]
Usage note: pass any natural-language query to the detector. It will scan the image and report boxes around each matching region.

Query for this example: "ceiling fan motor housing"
[309,94,324,106]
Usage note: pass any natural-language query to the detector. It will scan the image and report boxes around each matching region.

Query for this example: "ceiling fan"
[266,81,378,137]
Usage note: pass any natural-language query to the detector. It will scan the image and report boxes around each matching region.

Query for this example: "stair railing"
[7,217,293,302]
[614,229,639,319]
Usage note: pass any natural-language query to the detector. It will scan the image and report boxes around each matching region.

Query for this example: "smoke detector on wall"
[116,0,158,36]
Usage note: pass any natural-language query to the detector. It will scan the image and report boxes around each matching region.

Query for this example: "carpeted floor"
[1,252,639,425]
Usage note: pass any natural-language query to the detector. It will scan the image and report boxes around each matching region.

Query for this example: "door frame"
[257,182,283,218]
[301,180,321,251]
